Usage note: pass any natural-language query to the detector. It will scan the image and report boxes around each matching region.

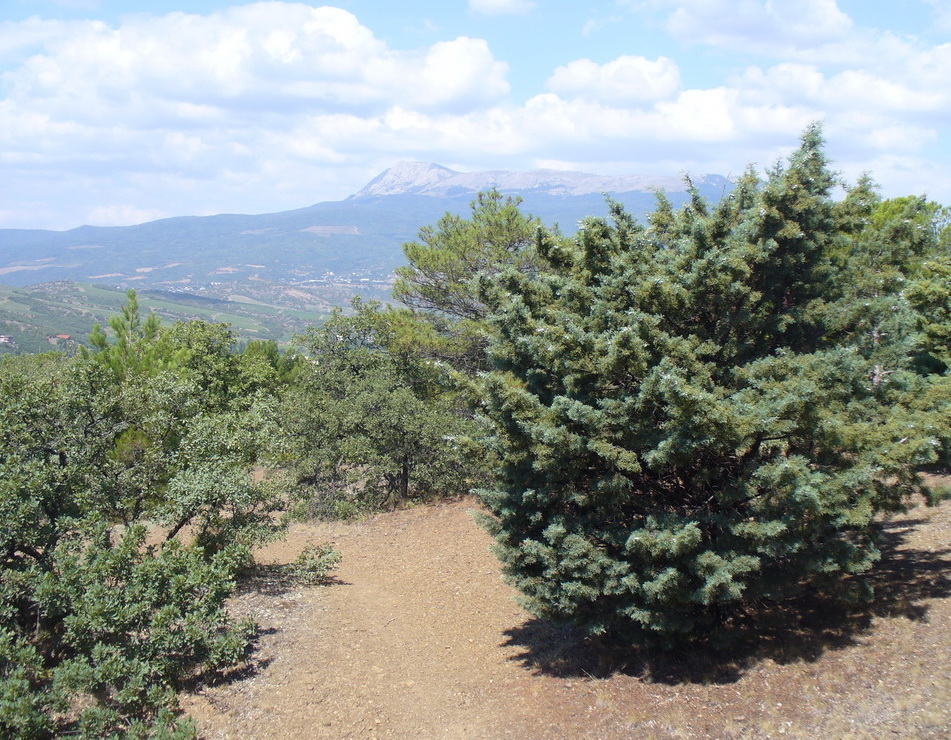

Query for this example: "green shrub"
[292,543,342,586]
[477,126,931,647]
[1,296,282,736]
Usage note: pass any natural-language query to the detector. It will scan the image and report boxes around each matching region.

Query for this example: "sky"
[1,0,950,230]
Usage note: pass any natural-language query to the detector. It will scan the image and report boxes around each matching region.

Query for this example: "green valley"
[0,281,338,354]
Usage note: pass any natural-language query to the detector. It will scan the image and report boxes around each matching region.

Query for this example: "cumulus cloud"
[0,2,516,226]
[516,87,813,159]
[1,1,950,229]
[469,0,536,16]
[1,4,509,119]
[547,56,681,103]
[408,37,510,110]
[728,53,947,161]
[738,64,947,115]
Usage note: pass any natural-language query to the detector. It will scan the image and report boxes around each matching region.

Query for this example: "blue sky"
[1,0,950,229]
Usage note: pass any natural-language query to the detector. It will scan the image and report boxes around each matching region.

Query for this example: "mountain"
[352,161,729,200]
[0,197,452,290]
[0,163,731,298]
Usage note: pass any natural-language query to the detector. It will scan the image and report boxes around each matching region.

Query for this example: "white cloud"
[547,56,681,103]
[860,124,938,154]
[1,4,509,119]
[469,0,536,16]
[516,88,813,158]
[0,17,86,63]
[0,4,512,227]
[738,63,947,114]
[727,54,948,163]
[405,37,510,110]
[764,0,853,39]
[906,42,951,88]
[1,1,950,229]
[664,0,853,54]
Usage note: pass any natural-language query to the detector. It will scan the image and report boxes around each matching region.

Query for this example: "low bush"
[292,543,342,586]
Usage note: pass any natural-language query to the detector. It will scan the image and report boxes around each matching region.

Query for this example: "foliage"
[0,295,282,737]
[291,543,342,586]
[475,125,934,647]
[393,189,548,373]
[83,307,286,548]
[394,188,545,322]
[89,289,164,377]
[283,300,486,516]
[831,184,942,365]
[273,192,553,520]
[828,182,951,470]
[241,338,304,388]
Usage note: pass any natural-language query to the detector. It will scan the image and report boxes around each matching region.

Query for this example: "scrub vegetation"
[2,126,950,736]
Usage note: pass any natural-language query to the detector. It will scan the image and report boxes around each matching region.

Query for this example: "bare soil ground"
[182,495,951,739]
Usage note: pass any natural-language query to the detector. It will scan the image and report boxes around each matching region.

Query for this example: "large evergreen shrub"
[477,126,932,646]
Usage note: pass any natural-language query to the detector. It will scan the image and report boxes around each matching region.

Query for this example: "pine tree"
[88,289,165,377]
[476,125,928,646]
[392,189,547,373]
[394,188,544,322]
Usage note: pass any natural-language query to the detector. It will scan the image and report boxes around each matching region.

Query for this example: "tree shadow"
[236,562,349,597]
[501,515,951,685]
[183,564,349,696]
[180,626,278,694]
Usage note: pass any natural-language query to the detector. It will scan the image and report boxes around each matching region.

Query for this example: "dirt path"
[183,497,951,739]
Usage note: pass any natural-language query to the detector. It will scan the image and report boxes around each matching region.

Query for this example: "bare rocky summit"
[351,161,731,199]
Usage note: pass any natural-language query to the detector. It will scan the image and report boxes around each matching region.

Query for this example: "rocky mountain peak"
[351,162,731,200]
[351,162,459,198]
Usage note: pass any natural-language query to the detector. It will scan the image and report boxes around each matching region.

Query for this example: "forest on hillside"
[2,126,951,737]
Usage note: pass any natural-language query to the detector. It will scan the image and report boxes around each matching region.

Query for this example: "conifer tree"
[476,125,929,645]
[394,188,543,322]
[88,289,165,377]
[393,189,546,373]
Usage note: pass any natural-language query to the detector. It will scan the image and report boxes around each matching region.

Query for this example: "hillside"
[183,495,951,739]
[0,281,338,353]
[0,163,732,351]
[0,164,730,292]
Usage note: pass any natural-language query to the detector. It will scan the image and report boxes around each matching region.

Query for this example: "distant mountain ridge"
[352,161,729,199]
[0,163,732,295]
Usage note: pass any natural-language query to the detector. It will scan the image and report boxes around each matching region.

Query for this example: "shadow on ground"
[236,562,349,598]
[180,627,278,694]
[502,515,951,685]
[184,564,348,695]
